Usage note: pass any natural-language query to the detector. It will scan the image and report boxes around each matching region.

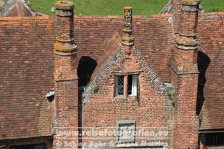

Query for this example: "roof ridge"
[0,16,51,20]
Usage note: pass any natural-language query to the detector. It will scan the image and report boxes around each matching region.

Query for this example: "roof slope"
[76,15,174,84]
[0,0,34,16]
[197,13,224,130]
[0,17,54,139]
[160,0,203,14]
[0,12,223,139]
[83,35,171,105]
[90,32,121,80]
[0,15,174,139]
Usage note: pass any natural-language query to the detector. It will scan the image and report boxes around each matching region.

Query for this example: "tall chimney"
[121,6,135,55]
[172,0,200,148]
[53,1,78,149]
[173,0,182,34]
[179,0,200,37]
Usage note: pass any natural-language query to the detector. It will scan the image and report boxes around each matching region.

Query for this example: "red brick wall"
[82,49,173,148]
[0,14,174,144]
[53,80,79,149]
[172,74,199,149]
[75,15,174,83]
[172,0,182,34]
[53,2,79,149]
[172,1,200,148]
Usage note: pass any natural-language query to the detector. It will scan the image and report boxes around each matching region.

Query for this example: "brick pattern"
[0,17,54,140]
[172,1,200,148]
[172,0,182,34]
[53,2,79,149]
[172,74,199,148]
[75,15,174,83]
[83,40,170,105]
[197,12,224,130]
[83,34,124,103]
[82,46,173,148]
[0,9,224,149]
[53,80,78,149]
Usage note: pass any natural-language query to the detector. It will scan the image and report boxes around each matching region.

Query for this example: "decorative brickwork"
[82,44,174,148]
[172,0,200,148]
[0,0,224,148]
[0,14,175,143]
[83,43,171,106]
[172,0,182,34]
[82,7,174,148]
[83,43,125,103]
[53,1,78,149]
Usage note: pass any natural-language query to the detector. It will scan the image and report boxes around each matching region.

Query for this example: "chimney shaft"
[179,0,200,37]
[55,1,74,41]
[172,0,200,149]
[174,0,201,73]
[54,0,77,80]
[121,6,135,55]
[53,1,79,149]
[173,0,182,34]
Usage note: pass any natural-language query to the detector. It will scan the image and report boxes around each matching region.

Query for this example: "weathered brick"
[0,0,224,148]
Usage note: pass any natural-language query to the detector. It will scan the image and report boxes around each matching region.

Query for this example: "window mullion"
[124,75,128,98]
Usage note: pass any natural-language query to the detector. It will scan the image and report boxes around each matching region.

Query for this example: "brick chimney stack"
[174,0,200,73]
[172,0,200,148]
[173,0,182,34]
[53,1,78,149]
[179,0,200,37]
[121,6,135,55]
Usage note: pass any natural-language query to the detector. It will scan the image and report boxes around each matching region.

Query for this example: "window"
[128,75,138,96]
[117,120,136,144]
[115,74,139,97]
[115,75,125,96]
[203,133,224,146]
[11,144,45,149]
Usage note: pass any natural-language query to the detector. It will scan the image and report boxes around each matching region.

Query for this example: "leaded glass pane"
[116,76,124,96]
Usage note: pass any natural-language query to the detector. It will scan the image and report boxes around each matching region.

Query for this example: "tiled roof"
[0,17,54,139]
[0,15,174,139]
[0,0,34,16]
[197,12,224,130]
[0,12,224,139]
[76,15,174,86]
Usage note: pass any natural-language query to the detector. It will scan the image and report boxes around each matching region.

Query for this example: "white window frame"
[114,74,139,98]
[128,74,138,96]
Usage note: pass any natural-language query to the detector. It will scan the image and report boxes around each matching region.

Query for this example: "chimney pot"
[122,6,135,52]
[182,0,201,5]
[55,1,74,17]
[54,0,76,55]
[178,0,200,38]
[55,1,74,10]
[124,6,133,10]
